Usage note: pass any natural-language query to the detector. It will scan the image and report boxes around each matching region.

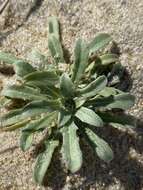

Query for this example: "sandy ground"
[0,0,143,189]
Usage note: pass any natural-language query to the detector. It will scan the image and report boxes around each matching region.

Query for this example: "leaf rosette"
[0,17,135,185]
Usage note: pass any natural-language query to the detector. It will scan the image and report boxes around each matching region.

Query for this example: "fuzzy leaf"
[98,87,119,97]
[92,93,135,110]
[26,82,61,98]
[42,86,61,98]
[48,34,65,64]
[99,54,119,65]
[1,100,60,126]
[75,107,103,127]
[34,140,59,184]
[85,127,113,162]
[1,85,49,101]
[0,120,29,132]
[97,112,136,129]
[61,122,82,173]
[24,70,59,86]
[48,17,60,40]
[78,76,107,98]
[75,97,86,108]
[20,131,33,151]
[88,33,112,55]
[22,112,57,132]
[20,112,57,151]
[60,73,75,97]
[0,52,21,64]
[72,39,89,83]
[14,61,36,77]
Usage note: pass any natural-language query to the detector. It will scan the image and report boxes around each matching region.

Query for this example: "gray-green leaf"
[26,82,60,99]
[78,75,107,98]
[98,87,119,97]
[75,107,103,127]
[97,112,136,129]
[23,112,57,132]
[88,33,112,55]
[72,39,89,83]
[92,93,135,110]
[1,100,60,126]
[0,120,29,132]
[58,109,71,126]
[99,53,119,65]
[14,61,36,77]
[48,17,60,40]
[48,34,65,64]
[28,50,48,70]
[0,52,22,64]
[1,85,49,101]
[75,97,86,108]
[61,122,82,173]
[34,140,59,184]
[85,127,114,162]
[20,131,33,151]
[60,73,75,97]
[24,70,59,86]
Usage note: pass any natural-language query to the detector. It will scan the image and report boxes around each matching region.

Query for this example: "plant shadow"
[42,149,67,190]
[109,42,133,92]
[77,119,143,190]
[30,118,143,190]
[31,134,67,190]
[0,64,14,75]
